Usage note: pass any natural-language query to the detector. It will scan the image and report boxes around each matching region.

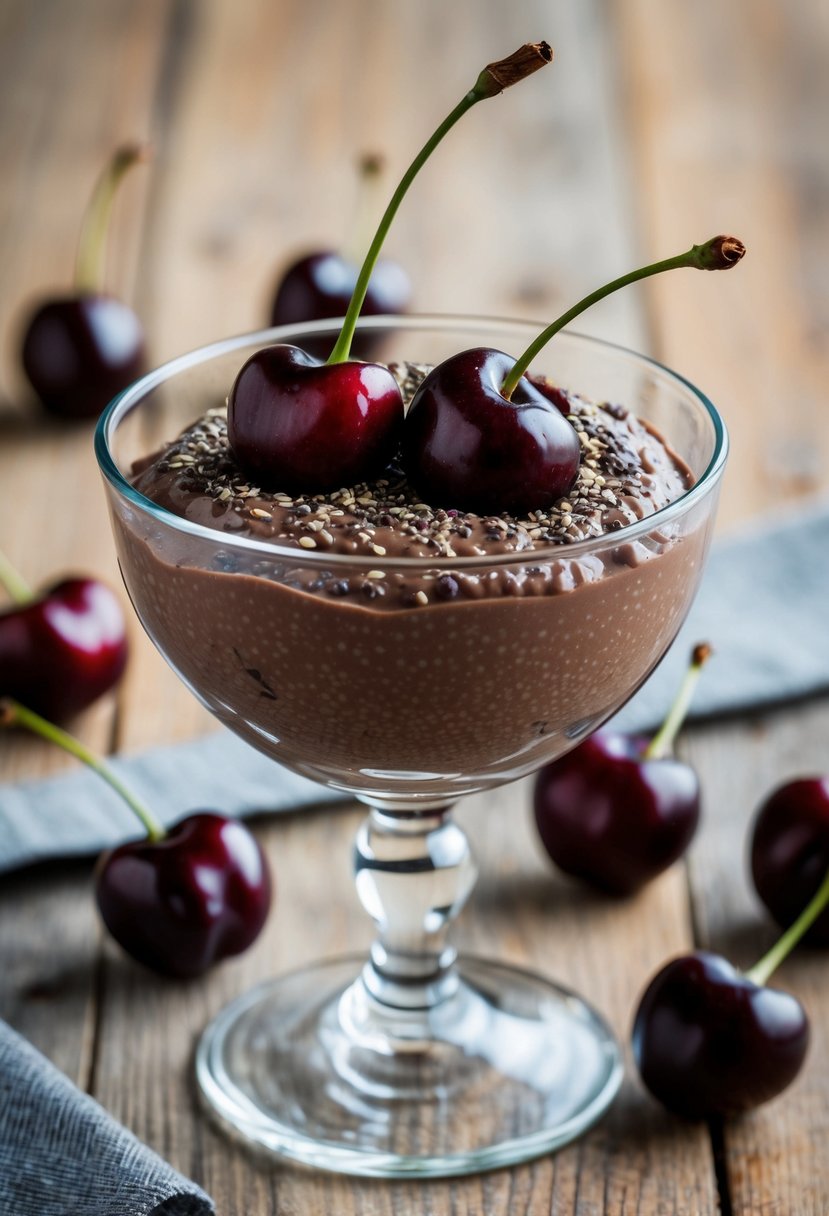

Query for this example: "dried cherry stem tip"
[326,42,553,366]
[501,234,747,399]
[74,142,151,295]
[748,867,829,987]
[474,41,554,97]
[0,698,165,843]
[644,642,713,761]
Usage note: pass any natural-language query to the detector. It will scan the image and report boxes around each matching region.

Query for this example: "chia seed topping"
[132,361,692,565]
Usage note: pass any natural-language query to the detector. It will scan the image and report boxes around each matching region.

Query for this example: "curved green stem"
[644,643,712,761]
[747,868,829,987]
[501,235,746,399]
[326,93,478,365]
[327,41,553,366]
[0,549,32,605]
[74,143,150,294]
[0,698,165,843]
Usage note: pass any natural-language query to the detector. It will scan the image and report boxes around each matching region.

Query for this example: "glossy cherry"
[0,699,272,979]
[22,295,145,420]
[228,44,554,490]
[402,347,580,514]
[0,560,128,720]
[270,252,411,361]
[534,732,700,896]
[96,811,271,979]
[533,644,710,895]
[751,778,829,946]
[228,343,402,489]
[20,144,148,420]
[403,236,745,516]
[632,951,809,1118]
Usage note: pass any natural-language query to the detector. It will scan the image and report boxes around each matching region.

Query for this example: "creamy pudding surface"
[119,362,710,794]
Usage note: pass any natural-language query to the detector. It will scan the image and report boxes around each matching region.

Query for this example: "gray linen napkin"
[0,1020,213,1216]
[1,500,827,873]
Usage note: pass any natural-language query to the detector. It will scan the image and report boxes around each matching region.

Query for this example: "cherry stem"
[501,235,747,400]
[74,143,150,294]
[0,698,165,843]
[343,153,386,268]
[643,642,713,761]
[0,548,32,605]
[326,41,553,366]
[747,866,829,987]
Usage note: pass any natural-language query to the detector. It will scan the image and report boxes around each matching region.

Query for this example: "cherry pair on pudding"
[231,73,744,510]
[0,699,271,978]
[227,42,554,491]
[0,549,127,720]
[21,144,148,420]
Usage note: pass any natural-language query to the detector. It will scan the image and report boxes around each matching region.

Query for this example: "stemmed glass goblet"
[96,316,727,1177]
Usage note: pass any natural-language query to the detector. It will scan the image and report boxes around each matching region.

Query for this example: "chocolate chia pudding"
[112,357,712,798]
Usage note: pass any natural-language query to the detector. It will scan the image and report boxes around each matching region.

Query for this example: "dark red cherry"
[0,577,128,720]
[402,348,580,514]
[632,951,809,1118]
[534,732,700,896]
[20,144,148,420]
[270,251,411,360]
[751,778,829,946]
[95,812,272,978]
[227,343,403,490]
[21,294,145,419]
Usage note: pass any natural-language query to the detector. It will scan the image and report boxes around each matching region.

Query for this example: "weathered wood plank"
[616,0,829,528]
[0,0,173,1082]
[621,1,829,1209]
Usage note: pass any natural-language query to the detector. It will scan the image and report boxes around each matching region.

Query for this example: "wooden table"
[2,2,828,1211]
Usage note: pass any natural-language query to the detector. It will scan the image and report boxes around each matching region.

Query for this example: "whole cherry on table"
[21,143,148,420]
[751,777,829,946]
[0,548,127,721]
[0,699,272,979]
[227,41,554,493]
[269,154,411,361]
[632,860,829,1118]
[534,644,711,895]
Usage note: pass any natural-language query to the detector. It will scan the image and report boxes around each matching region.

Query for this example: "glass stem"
[747,867,829,987]
[353,806,478,1009]
[0,698,165,843]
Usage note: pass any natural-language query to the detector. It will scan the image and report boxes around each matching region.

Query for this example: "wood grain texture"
[616,0,829,528]
[0,0,827,1212]
[0,0,170,1084]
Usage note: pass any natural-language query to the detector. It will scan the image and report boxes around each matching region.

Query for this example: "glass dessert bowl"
[95,316,727,1177]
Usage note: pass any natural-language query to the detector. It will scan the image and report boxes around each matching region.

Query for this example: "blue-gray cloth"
[0,1020,213,1216]
[1,500,828,874]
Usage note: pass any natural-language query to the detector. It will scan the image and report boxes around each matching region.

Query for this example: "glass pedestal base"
[195,954,623,1178]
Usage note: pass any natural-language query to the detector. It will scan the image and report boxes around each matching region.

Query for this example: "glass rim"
[94,314,729,570]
